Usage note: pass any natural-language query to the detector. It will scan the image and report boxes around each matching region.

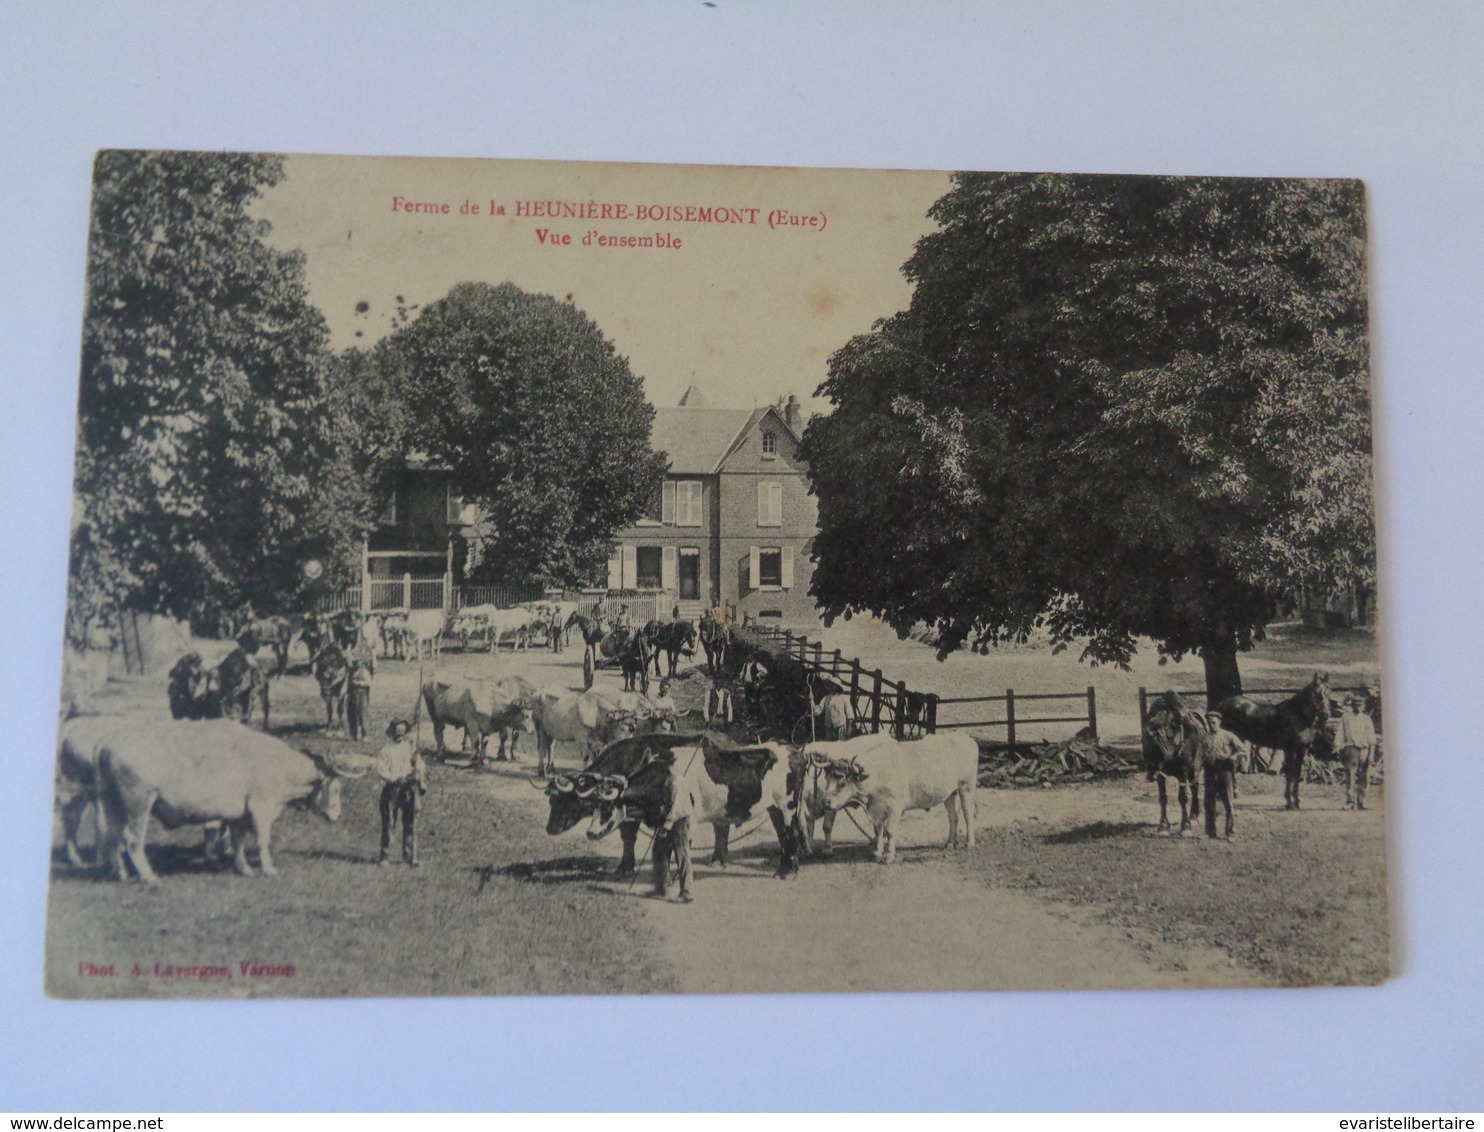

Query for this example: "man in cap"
[1203,708,1246,838]
[375,718,427,867]
[1337,694,1378,810]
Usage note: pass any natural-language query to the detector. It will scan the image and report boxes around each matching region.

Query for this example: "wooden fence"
[746,625,1098,745]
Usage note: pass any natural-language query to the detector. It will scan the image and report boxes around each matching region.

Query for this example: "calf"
[167,654,214,720]
[215,639,270,729]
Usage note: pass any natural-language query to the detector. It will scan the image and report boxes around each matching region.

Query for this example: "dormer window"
[761,431,777,459]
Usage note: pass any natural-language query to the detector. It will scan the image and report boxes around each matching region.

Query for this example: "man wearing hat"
[1337,694,1378,810]
[375,718,427,867]
[1203,709,1246,838]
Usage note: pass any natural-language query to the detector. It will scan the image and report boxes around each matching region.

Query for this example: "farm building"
[608,388,819,624]
[358,457,476,611]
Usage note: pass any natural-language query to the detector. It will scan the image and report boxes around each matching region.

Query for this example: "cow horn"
[554,775,576,793]
[809,750,830,768]
[527,776,549,790]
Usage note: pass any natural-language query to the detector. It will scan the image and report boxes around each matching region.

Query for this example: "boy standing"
[375,718,426,867]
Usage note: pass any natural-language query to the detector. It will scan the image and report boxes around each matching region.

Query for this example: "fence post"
[1138,687,1147,731]
[360,539,371,615]
[850,658,862,709]
[871,670,883,733]
[1086,686,1098,741]
[926,694,938,735]
[402,572,412,610]
[893,685,907,739]
[1006,688,1017,753]
[833,648,843,677]
[813,641,823,670]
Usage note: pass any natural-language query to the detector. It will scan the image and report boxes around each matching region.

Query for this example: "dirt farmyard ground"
[45,623,1389,997]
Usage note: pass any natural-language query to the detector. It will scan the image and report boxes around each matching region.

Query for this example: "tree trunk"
[1199,633,1243,708]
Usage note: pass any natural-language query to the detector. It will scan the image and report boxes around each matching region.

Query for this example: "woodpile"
[978,735,1138,787]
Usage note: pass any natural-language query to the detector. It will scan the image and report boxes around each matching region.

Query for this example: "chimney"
[784,394,800,431]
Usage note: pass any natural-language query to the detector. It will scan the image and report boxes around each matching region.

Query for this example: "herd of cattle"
[54,606,1374,899]
[53,599,988,892]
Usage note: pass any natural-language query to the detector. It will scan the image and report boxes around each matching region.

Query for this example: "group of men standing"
[1201,693,1379,817]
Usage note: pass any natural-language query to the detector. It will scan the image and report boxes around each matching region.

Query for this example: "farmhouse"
[607,388,818,623]
[359,456,475,612]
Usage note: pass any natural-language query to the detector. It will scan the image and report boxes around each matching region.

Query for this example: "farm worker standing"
[345,647,376,740]
[1203,709,1246,825]
[652,680,679,732]
[651,759,697,904]
[375,718,426,867]
[1337,694,1378,810]
[703,673,733,729]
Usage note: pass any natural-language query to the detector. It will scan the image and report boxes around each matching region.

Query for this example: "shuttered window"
[661,545,677,591]
[674,480,702,526]
[607,550,621,592]
[781,546,794,589]
[621,545,637,590]
[757,481,782,527]
[757,547,783,588]
[661,480,675,524]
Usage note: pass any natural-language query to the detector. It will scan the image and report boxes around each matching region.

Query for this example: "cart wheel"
[583,653,594,691]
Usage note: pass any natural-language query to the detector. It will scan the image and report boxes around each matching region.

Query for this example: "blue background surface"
[2,2,1480,1111]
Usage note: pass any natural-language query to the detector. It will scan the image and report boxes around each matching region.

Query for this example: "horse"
[644,619,696,677]
[607,632,652,695]
[312,642,350,733]
[1142,691,1206,833]
[698,617,733,674]
[566,611,607,670]
[1215,672,1331,811]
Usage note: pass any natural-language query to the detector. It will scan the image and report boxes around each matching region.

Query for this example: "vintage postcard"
[48,151,1383,998]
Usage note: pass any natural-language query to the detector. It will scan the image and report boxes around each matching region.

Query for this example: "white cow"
[808,731,980,863]
[401,609,448,659]
[96,719,348,883]
[56,714,150,868]
[486,607,540,652]
[530,688,649,776]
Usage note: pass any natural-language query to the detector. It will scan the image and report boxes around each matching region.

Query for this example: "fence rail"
[746,625,1097,745]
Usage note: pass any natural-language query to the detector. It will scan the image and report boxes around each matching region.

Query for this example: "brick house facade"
[609,391,818,623]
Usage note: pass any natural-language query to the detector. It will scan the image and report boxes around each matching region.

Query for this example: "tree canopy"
[802,173,1373,700]
[71,150,370,640]
[373,281,665,586]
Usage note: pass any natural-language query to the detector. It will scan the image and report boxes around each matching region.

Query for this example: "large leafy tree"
[803,173,1373,702]
[375,282,665,586]
[71,150,368,639]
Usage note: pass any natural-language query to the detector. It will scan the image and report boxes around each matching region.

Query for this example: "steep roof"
[651,407,755,474]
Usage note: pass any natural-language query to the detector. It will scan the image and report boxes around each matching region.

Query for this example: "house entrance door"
[678,547,701,601]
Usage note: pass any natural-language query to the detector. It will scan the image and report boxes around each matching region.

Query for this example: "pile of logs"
[978,735,1138,787]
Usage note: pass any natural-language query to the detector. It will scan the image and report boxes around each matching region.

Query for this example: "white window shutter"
[662,480,675,524]
[607,550,621,591]
[772,482,784,526]
[781,546,794,589]
[662,545,677,592]
[749,546,760,593]
[621,545,637,590]
[757,482,767,525]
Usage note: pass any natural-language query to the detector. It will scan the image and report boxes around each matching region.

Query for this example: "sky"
[255,154,952,414]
